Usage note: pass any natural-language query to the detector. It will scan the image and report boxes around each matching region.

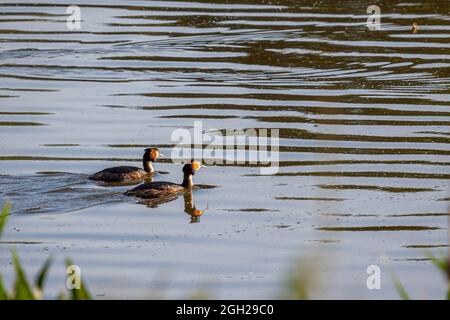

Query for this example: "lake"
[0,0,449,299]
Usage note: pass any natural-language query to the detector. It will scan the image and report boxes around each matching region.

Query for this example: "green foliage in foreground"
[283,266,310,299]
[62,258,92,300]
[391,273,410,300]
[425,251,450,300]
[0,203,91,300]
[0,203,10,238]
[393,250,449,300]
[281,257,319,300]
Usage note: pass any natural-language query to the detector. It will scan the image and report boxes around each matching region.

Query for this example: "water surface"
[0,0,449,299]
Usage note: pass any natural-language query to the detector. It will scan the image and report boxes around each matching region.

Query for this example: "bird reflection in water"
[139,189,207,223]
[183,191,207,223]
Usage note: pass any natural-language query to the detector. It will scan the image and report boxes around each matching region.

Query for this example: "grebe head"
[144,148,162,162]
[143,148,163,173]
[183,160,202,175]
[182,160,203,187]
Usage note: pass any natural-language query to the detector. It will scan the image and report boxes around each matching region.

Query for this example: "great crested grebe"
[125,160,203,199]
[89,148,162,182]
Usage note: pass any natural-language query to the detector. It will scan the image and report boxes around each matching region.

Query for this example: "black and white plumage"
[89,148,161,183]
[125,160,203,201]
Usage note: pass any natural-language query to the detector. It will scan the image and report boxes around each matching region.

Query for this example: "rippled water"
[0,0,449,299]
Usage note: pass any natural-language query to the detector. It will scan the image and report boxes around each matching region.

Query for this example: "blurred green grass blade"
[391,273,410,300]
[35,257,52,290]
[424,250,450,300]
[0,203,11,238]
[282,261,313,300]
[72,282,91,300]
[0,274,9,300]
[424,251,447,273]
[12,250,35,300]
[57,291,66,300]
[65,258,92,300]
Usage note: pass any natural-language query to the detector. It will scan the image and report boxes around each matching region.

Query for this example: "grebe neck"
[182,173,193,188]
[143,161,154,173]
[143,153,154,173]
